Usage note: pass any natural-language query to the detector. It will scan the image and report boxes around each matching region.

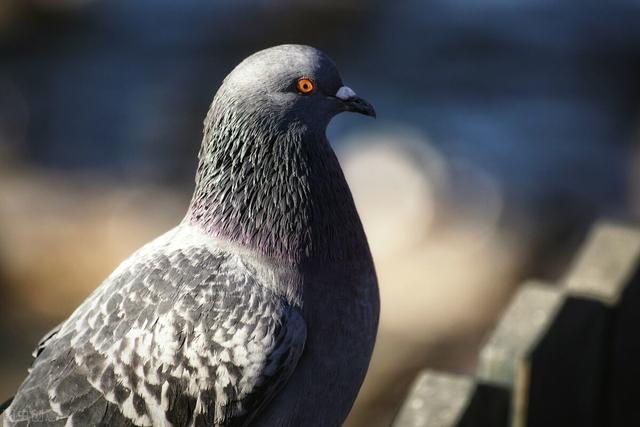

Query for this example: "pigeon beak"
[335,86,376,118]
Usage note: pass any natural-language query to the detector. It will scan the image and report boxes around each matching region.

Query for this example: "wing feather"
[5,229,306,427]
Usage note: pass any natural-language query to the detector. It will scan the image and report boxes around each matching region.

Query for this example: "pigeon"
[3,44,379,427]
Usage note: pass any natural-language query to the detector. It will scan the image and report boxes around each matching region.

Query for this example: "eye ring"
[296,78,315,95]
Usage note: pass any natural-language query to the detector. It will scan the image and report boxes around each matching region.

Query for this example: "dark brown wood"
[525,296,609,427]
[457,382,510,427]
[606,264,640,426]
[563,222,640,427]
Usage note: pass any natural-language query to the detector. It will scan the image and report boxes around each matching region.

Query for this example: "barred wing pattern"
[5,227,307,427]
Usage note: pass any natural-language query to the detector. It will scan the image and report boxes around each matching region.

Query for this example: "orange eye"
[296,78,315,94]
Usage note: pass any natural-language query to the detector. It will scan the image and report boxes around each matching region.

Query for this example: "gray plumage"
[4,44,379,427]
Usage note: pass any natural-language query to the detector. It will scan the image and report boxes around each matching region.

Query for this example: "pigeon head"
[188,45,374,263]
[216,44,375,131]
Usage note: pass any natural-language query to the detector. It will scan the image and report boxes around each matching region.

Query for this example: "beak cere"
[335,86,376,118]
[336,86,357,100]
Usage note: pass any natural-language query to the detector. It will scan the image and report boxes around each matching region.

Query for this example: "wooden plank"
[562,222,640,426]
[392,370,509,427]
[476,281,563,386]
[607,264,640,426]
[476,281,564,427]
[392,370,475,427]
[524,295,609,427]
[564,221,640,305]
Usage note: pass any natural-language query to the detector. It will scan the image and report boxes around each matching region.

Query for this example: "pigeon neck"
[186,107,369,265]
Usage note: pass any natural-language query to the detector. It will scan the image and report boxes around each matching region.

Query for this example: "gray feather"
[6,226,306,426]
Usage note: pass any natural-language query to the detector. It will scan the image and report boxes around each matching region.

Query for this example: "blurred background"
[1,1,640,425]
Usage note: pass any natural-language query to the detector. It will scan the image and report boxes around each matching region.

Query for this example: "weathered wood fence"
[392,221,640,427]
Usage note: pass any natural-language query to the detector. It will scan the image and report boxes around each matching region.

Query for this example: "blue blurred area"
[370,0,640,210]
[1,0,639,212]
